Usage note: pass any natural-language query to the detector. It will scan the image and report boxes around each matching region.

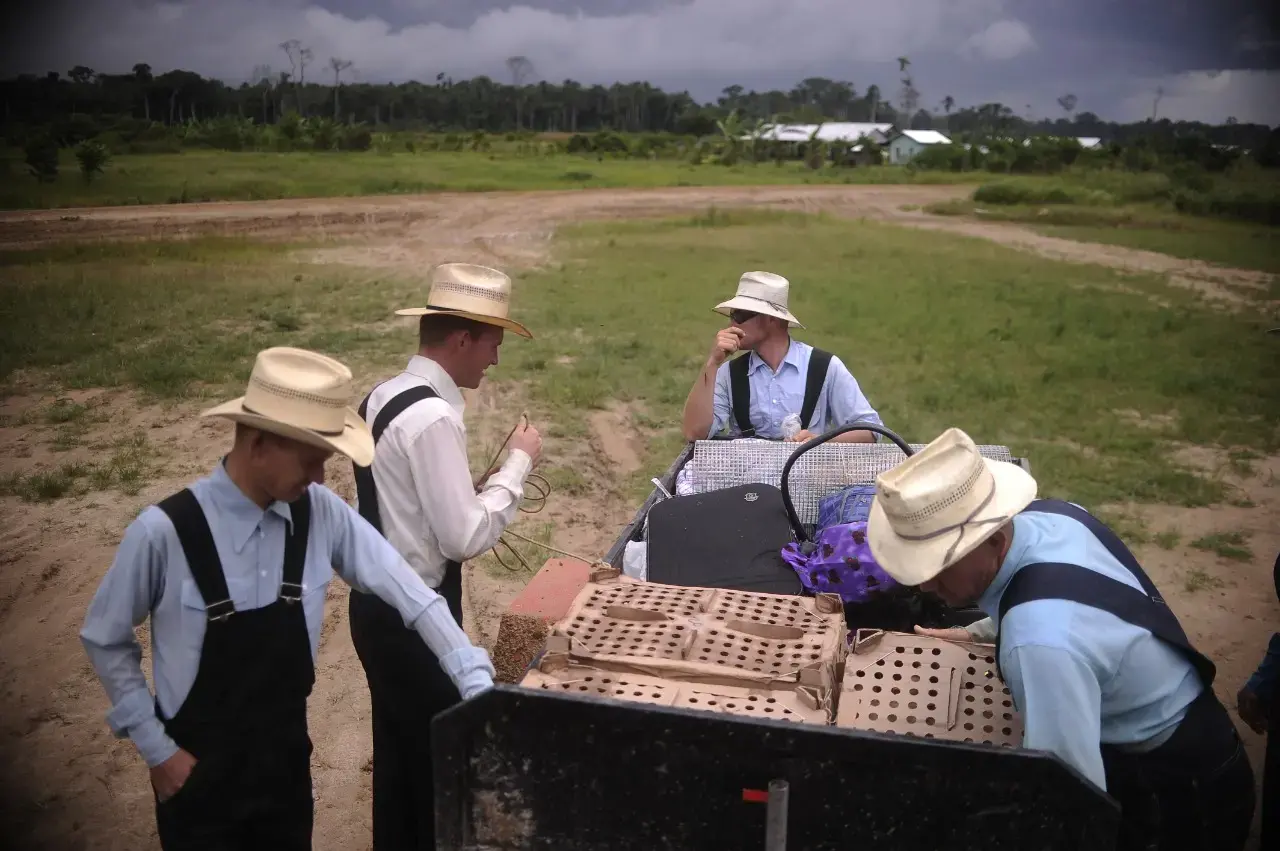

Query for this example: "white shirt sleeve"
[317,487,494,698]
[408,415,531,562]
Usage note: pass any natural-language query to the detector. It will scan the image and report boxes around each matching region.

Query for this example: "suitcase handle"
[780,422,915,544]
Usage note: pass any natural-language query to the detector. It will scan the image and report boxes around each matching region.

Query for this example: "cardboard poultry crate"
[519,567,846,724]
[837,628,1024,748]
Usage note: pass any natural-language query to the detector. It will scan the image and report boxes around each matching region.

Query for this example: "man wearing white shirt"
[349,263,541,851]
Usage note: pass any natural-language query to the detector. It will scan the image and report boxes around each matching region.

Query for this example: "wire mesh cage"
[684,439,1016,526]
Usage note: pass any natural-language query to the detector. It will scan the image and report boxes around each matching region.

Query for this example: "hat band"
[241,402,347,437]
[737,295,790,314]
[894,477,1010,567]
[431,280,510,305]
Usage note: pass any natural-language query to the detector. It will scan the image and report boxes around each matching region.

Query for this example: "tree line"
[1,59,1273,152]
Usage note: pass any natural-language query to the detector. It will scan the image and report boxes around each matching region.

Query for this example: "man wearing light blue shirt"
[681,270,882,443]
[868,428,1255,851]
[80,347,495,850]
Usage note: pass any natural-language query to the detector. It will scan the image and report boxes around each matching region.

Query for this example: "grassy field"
[926,168,1280,273]
[3,209,1277,515]
[0,149,982,209]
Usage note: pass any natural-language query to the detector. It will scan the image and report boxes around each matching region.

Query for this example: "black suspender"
[996,499,1216,689]
[727,347,834,438]
[800,348,833,430]
[728,354,754,438]
[353,384,441,535]
[156,486,312,623]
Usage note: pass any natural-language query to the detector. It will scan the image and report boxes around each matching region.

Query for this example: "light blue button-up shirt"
[978,510,1203,791]
[80,462,494,769]
[708,339,883,440]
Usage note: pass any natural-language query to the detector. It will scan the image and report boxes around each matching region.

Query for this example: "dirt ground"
[1,184,1276,849]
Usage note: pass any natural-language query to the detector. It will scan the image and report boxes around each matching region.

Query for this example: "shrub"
[24,135,59,183]
[74,139,111,183]
[341,125,373,152]
[1173,187,1280,226]
[566,133,593,154]
[590,130,630,155]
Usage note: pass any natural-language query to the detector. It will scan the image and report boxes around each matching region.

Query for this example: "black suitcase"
[645,483,802,595]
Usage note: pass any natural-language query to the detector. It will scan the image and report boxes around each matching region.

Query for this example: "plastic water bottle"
[781,413,803,440]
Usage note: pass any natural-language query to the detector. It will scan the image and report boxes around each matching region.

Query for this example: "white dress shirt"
[359,355,532,588]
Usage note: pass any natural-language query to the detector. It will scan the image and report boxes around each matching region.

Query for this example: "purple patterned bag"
[781,521,898,604]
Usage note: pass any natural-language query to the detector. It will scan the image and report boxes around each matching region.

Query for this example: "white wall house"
[886,129,952,163]
[747,122,894,144]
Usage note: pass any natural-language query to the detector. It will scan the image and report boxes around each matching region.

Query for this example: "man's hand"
[708,327,745,367]
[509,422,542,465]
[913,625,973,642]
[786,429,818,443]
[150,748,198,802]
[1237,686,1268,735]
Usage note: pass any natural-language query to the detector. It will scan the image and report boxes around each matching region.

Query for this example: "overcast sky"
[4,0,1279,125]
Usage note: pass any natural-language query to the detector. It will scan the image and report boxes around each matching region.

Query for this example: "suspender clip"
[206,599,235,622]
[280,581,304,603]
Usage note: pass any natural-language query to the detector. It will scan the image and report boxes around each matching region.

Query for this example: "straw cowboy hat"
[714,271,804,329]
[395,262,532,339]
[868,427,1038,586]
[203,347,375,466]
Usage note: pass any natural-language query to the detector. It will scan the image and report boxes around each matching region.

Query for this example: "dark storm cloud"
[1,0,1277,123]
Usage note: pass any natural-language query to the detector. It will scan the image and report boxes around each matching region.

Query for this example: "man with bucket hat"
[80,346,495,850]
[867,427,1255,851]
[348,263,541,850]
[681,270,883,443]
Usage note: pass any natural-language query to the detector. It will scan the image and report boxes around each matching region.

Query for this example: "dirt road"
[1,184,1276,849]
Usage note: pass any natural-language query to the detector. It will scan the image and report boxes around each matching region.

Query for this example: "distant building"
[885,129,952,163]
[748,122,894,144]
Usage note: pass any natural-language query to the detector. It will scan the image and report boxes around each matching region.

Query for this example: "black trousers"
[1105,690,1255,851]
[1262,684,1279,851]
[350,568,463,851]
[154,737,314,850]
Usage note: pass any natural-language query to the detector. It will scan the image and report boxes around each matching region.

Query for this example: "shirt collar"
[976,515,1031,619]
[748,337,803,376]
[406,355,465,413]
[208,461,293,553]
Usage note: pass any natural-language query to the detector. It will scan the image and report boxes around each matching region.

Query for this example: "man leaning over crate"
[79,346,495,850]
[866,427,1255,851]
[349,262,542,851]
[681,270,883,444]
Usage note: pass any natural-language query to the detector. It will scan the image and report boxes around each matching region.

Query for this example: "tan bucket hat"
[395,262,532,339]
[202,347,375,466]
[713,271,804,328]
[867,427,1037,586]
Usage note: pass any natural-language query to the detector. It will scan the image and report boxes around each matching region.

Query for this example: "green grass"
[491,210,1280,509]
[0,150,982,210]
[4,209,1279,512]
[0,435,157,501]
[927,196,1280,275]
[1190,531,1254,562]
[0,237,420,398]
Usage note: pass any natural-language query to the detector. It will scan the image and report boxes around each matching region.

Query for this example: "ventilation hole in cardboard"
[908,702,918,710]
[889,700,900,709]
[874,672,884,679]
[963,723,974,731]
[927,690,938,697]
[706,700,718,706]
[868,713,879,721]
[925,733,935,738]
[929,677,939,685]
[926,703,936,711]
[984,685,994,693]
[887,715,898,723]
[983,725,995,734]
[983,710,994,720]
[893,660,904,668]
[931,648,942,655]
[925,716,936,725]
[1002,713,1013,721]
[1002,727,1013,736]
[906,715,917,724]
[913,647,924,655]
[930,662,941,670]
[1002,700,1012,708]
[872,686,882,693]
[964,708,974,716]
[964,737,974,743]
[855,670,865,677]
[876,659,886,667]
[966,667,976,675]
[965,695,975,702]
